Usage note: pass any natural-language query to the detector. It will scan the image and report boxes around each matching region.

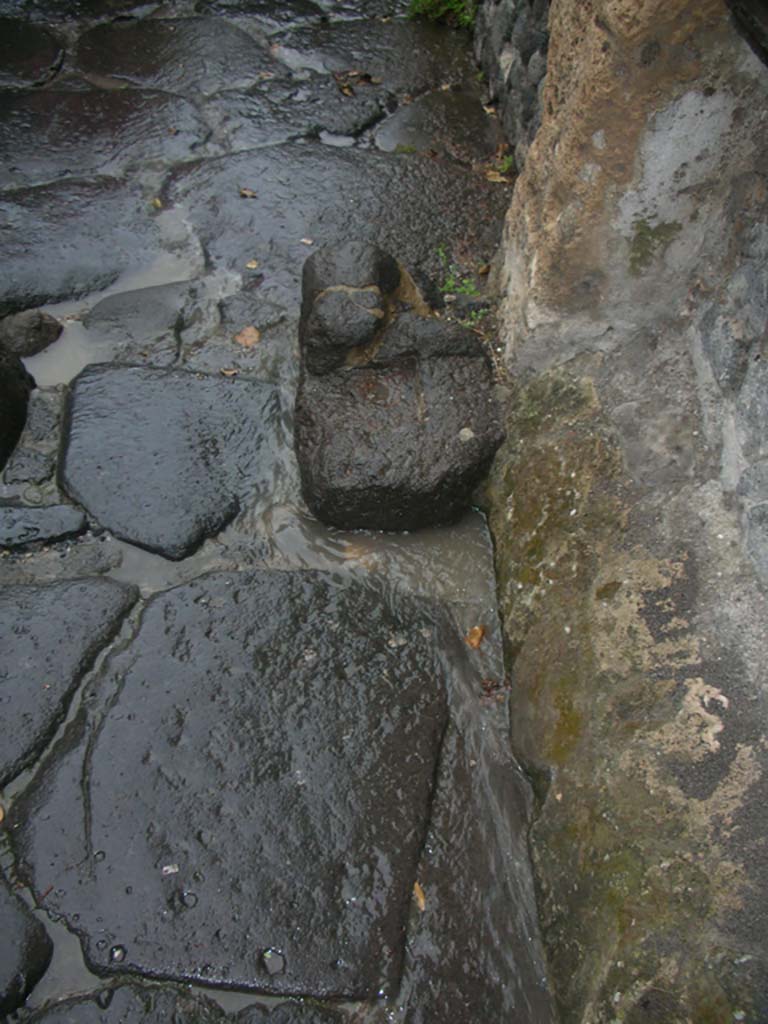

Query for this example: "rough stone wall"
[485,0,768,1021]
[474,0,550,170]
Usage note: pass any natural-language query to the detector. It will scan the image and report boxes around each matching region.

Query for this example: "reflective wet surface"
[0,1,553,1020]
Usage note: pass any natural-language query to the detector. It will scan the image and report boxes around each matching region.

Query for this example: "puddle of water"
[24,252,205,387]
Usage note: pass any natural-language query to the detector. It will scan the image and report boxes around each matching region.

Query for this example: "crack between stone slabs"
[1,596,143,827]
[2,586,140,801]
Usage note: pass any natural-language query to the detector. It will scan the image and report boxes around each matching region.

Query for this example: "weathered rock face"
[474,0,549,169]
[0,875,52,1016]
[11,570,449,999]
[0,346,34,471]
[60,365,280,560]
[0,577,136,786]
[294,244,503,531]
[485,0,768,1020]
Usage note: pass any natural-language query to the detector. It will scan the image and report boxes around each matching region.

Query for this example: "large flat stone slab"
[0,875,52,1016]
[0,179,165,316]
[0,577,136,786]
[60,365,280,560]
[11,570,449,999]
[273,21,473,94]
[164,144,510,314]
[0,90,207,191]
[77,18,280,97]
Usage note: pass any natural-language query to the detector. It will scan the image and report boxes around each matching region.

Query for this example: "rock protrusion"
[294,243,503,531]
[0,310,62,358]
[0,345,34,471]
[0,875,53,1016]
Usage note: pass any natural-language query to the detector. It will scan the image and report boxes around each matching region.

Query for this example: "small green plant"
[460,307,489,328]
[409,0,477,29]
[436,245,480,296]
[496,153,515,175]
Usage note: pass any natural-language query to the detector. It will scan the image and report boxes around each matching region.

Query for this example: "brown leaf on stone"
[300,238,314,246]
[485,170,510,184]
[245,259,260,270]
[220,368,239,377]
[465,625,486,649]
[413,880,426,912]
[234,326,261,348]
[478,263,491,275]
[239,187,258,199]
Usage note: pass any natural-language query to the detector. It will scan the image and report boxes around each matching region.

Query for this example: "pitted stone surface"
[0,874,53,1016]
[61,365,280,560]
[0,179,165,316]
[11,570,449,998]
[77,18,279,97]
[0,90,206,191]
[0,577,136,786]
[0,504,87,549]
[0,18,62,88]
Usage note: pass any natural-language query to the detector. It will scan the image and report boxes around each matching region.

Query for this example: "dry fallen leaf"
[220,368,239,377]
[413,880,426,912]
[485,170,511,184]
[245,259,260,270]
[234,326,261,348]
[300,238,314,246]
[151,197,163,210]
[465,625,486,649]
[0,804,4,825]
[478,263,491,275]
[239,187,258,199]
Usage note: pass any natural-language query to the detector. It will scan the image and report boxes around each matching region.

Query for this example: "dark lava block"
[0,310,62,358]
[26,983,228,1023]
[0,178,165,316]
[0,18,62,89]
[0,90,206,190]
[0,346,34,471]
[0,577,136,787]
[294,247,504,531]
[60,365,280,559]
[77,18,279,97]
[0,504,87,549]
[11,570,449,999]
[0,875,53,1016]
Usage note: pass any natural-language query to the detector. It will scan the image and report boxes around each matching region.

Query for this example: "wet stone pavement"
[0,2,554,1021]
